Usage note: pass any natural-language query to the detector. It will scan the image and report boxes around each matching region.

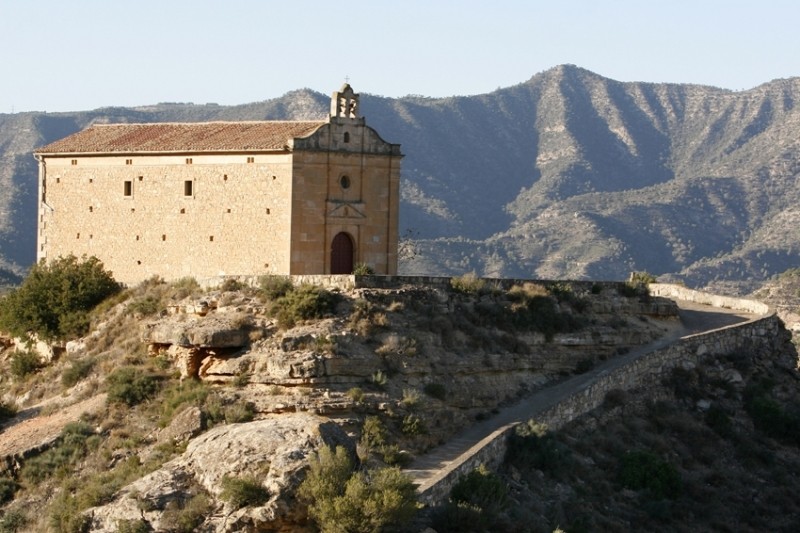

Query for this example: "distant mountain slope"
[2,65,800,292]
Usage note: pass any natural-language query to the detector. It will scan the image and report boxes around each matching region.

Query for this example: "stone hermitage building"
[34,85,401,285]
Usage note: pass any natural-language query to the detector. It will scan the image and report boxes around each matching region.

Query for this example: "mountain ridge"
[2,64,800,292]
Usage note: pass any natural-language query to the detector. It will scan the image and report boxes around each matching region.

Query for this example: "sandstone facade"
[34,84,401,285]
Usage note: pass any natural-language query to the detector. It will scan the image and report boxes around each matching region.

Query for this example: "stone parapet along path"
[405,298,766,504]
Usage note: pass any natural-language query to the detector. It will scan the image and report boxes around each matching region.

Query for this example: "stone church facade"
[34,85,401,285]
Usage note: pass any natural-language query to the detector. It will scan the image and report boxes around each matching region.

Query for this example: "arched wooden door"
[330,232,354,274]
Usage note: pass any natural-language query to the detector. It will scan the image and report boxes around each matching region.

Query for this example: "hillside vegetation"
[0,261,680,531]
[3,66,800,291]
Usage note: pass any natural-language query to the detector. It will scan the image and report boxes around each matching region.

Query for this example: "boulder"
[87,413,354,532]
[143,316,248,348]
[157,406,205,445]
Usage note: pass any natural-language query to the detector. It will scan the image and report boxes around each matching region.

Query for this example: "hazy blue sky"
[2,0,798,113]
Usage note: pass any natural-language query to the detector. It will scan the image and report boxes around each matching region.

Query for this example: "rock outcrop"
[87,413,354,532]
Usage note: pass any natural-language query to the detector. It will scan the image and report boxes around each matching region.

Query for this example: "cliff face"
[3,67,800,288]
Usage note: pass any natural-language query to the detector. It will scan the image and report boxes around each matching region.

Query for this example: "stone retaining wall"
[416,286,781,506]
[649,283,770,314]
[199,273,638,294]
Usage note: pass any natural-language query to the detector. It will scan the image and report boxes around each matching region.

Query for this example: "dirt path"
[0,393,107,471]
[404,300,762,490]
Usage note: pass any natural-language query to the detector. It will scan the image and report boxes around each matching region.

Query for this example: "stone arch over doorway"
[330,232,354,274]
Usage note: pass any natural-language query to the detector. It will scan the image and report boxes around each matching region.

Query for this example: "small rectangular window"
[184,180,193,196]
[124,181,133,196]
[125,159,133,165]
[71,159,77,166]
[247,156,255,163]
[185,158,193,165]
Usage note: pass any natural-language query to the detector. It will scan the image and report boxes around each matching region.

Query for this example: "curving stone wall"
[416,286,783,506]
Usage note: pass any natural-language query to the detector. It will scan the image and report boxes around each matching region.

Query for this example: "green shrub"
[220,278,245,292]
[232,372,249,388]
[258,275,293,300]
[106,367,161,407]
[400,388,422,410]
[371,370,388,389]
[22,421,99,485]
[224,401,256,424]
[546,281,578,303]
[62,357,96,387]
[76,456,143,509]
[505,283,584,340]
[270,284,337,329]
[0,477,18,504]
[166,277,201,300]
[0,255,121,341]
[618,450,682,499]
[220,475,270,509]
[353,263,375,276]
[450,464,509,517]
[298,445,417,533]
[629,271,658,285]
[128,296,161,317]
[430,501,488,533]
[0,509,28,533]
[48,489,92,533]
[116,519,152,533]
[744,390,800,444]
[347,387,365,404]
[360,416,387,451]
[506,422,572,477]
[381,444,413,467]
[0,399,16,423]
[450,272,486,294]
[159,492,211,533]
[9,350,42,379]
[158,380,210,427]
[401,414,426,435]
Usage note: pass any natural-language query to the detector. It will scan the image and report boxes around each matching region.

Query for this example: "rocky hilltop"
[3,66,800,291]
[0,275,679,531]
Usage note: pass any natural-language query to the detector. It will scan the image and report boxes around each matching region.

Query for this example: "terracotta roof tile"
[35,121,326,154]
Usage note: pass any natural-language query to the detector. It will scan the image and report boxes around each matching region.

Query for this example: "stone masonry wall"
[39,153,295,285]
[416,287,782,506]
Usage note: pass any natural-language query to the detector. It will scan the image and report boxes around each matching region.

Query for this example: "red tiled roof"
[35,121,327,154]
